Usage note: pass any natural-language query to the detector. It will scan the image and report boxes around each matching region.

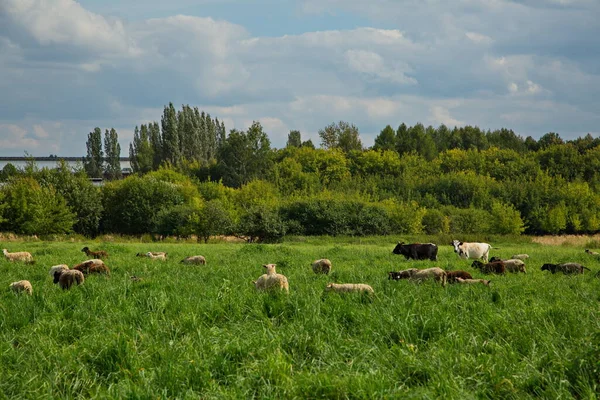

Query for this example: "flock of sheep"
[4,239,598,297]
[4,247,209,296]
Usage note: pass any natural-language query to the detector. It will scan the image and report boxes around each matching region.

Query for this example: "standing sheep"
[181,255,207,265]
[3,249,34,263]
[490,257,527,273]
[10,280,33,295]
[253,264,289,293]
[312,259,332,275]
[81,247,109,259]
[388,267,447,286]
[54,269,85,290]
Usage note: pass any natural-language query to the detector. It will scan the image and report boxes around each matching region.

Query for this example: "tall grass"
[0,238,598,398]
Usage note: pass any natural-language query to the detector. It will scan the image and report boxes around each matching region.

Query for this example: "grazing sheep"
[490,257,526,273]
[471,260,506,275]
[54,269,85,290]
[49,264,69,278]
[72,259,110,276]
[3,249,34,263]
[585,249,600,256]
[142,252,167,260]
[81,246,109,259]
[388,267,447,286]
[541,263,591,275]
[253,264,289,293]
[9,280,33,295]
[455,278,491,286]
[181,255,206,265]
[511,254,530,260]
[324,283,375,295]
[445,270,473,283]
[312,259,332,275]
[130,275,143,282]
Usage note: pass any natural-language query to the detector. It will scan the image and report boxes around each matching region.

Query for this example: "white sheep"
[181,255,207,265]
[145,252,167,261]
[324,283,374,295]
[10,280,33,295]
[456,277,491,286]
[49,264,69,278]
[312,259,332,275]
[3,249,34,263]
[511,254,530,260]
[253,264,289,293]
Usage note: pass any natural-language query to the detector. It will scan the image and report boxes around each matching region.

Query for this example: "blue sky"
[0,0,599,156]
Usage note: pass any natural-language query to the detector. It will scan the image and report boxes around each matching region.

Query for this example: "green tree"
[373,125,396,151]
[0,163,19,181]
[104,128,122,180]
[161,102,180,166]
[286,130,302,148]
[217,122,272,187]
[130,124,154,174]
[186,200,235,243]
[319,121,362,153]
[149,122,162,170]
[84,127,103,178]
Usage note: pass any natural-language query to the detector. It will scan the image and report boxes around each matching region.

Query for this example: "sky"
[0,0,599,156]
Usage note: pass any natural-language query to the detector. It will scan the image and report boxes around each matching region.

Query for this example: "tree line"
[1,102,600,239]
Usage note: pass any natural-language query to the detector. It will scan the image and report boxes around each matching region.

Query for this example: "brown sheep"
[490,257,526,273]
[471,260,505,275]
[54,269,85,290]
[81,246,108,259]
[445,270,473,283]
[10,280,33,295]
[73,259,110,276]
[312,259,332,275]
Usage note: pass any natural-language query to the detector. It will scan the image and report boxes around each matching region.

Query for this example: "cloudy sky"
[0,0,599,156]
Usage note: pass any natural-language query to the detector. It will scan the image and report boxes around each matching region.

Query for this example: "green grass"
[1,238,599,399]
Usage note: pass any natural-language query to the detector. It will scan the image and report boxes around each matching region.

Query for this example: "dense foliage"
[2,103,600,238]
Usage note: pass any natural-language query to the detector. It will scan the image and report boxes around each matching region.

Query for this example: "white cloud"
[465,31,493,45]
[345,49,417,85]
[0,124,39,150]
[430,106,464,127]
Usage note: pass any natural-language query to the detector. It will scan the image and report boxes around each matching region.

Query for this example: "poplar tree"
[104,128,122,180]
[84,127,103,178]
[161,102,180,166]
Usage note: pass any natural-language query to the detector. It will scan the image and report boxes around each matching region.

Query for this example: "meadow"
[0,236,599,399]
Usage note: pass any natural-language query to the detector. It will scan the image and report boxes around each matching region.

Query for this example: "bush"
[238,204,286,243]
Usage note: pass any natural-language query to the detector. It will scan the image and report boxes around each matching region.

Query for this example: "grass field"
[1,237,599,399]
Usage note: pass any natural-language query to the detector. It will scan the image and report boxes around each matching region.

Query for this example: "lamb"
[3,249,34,263]
[388,267,447,286]
[54,269,85,290]
[312,259,332,275]
[324,283,375,295]
[490,257,526,273]
[253,264,289,293]
[10,280,33,295]
[72,259,110,276]
[471,260,506,275]
[181,255,206,265]
[49,264,69,278]
[141,252,167,260]
[541,263,591,275]
[455,277,491,286]
[445,270,473,283]
[81,246,108,259]
[511,254,530,260]
[585,249,600,256]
